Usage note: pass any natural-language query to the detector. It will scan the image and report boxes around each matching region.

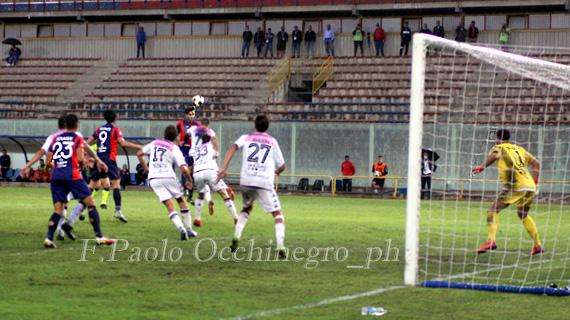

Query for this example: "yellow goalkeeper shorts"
[497,189,536,208]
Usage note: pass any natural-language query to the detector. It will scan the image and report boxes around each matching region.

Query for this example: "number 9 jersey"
[48,131,85,181]
[142,139,187,179]
[234,132,285,190]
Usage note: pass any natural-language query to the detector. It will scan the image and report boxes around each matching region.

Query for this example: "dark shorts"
[51,179,91,204]
[103,159,120,180]
[373,178,385,188]
[89,166,106,181]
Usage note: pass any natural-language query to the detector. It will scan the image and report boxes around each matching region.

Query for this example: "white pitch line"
[223,285,406,320]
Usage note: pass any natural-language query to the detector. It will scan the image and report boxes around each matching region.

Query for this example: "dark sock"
[46,213,61,241]
[88,206,103,238]
[113,189,121,211]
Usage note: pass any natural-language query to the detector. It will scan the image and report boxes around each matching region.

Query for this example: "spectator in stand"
[276,26,288,58]
[372,156,388,196]
[467,21,479,43]
[433,20,445,38]
[499,23,511,51]
[373,23,386,57]
[254,27,265,58]
[264,28,275,58]
[5,45,21,67]
[419,23,432,35]
[120,164,131,190]
[241,25,253,58]
[340,155,356,192]
[135,162,146,185]
[324,24,335,57]
[455,23,467,42]
[352,24,365,57]
[136,26,146,59]
[366,31,372,55]
[400,22,412,56]
[304,25,317,58]
[0,149,11,181]
[291,25,302,58]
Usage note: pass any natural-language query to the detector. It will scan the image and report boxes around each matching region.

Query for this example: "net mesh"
[416,36,570,289]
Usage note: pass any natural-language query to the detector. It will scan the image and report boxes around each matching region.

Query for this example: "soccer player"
[176,105,201,204]
[137,125,198,240]
[472,129,543,256]
[43,114,115,248]
[189,122,238,225]
[372,155,388,196]
[86,110,142,223]
[21,116,107,239]
[217,114,287,258]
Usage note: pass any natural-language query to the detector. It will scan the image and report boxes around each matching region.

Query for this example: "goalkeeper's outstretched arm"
[472,152,499,174]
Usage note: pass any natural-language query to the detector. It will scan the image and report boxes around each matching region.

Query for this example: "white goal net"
[405,34,570,295]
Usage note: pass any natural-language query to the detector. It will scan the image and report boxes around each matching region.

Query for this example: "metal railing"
[312,56,334,95]
[267,57,292,100]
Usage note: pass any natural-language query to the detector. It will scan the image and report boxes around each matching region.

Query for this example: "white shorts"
[67,192,75,202]
[242,186,281,213]
[149,178,184,202]
[194,170,227,193]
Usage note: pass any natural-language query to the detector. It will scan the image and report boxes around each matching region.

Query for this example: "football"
[192,95,205,108]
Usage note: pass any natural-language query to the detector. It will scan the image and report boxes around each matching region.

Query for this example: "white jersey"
[188,126,219,173]
[234,132,285,190]
[142,139,187,180]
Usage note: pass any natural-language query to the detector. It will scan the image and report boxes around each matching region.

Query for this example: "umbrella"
[422,148,440,162]
[2,38,22,46]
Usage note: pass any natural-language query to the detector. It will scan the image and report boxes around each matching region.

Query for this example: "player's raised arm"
[472,149,500,174]
[217,144,238,181]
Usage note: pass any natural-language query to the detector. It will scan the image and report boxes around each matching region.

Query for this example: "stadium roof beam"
[0,0,566,22]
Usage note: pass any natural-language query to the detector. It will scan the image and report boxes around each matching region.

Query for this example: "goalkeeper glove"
[471,165,485,174]
[534,175,539,185]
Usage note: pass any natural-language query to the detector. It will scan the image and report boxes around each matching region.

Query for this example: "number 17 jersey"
[142,139,187,180]
[234,132,285,190]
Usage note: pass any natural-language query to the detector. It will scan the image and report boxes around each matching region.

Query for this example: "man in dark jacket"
[467,21,479,43]
[264,28,275,58]
[455,23,467,42]
[291,25,302,58]
[136,26,146,59]
[276,26,288,58]
[400,22,412,56]
[421,152,437,199]
[304,25,317,58]
[419,23,432,35]
[241,26,253,58]
[254,27,265,58]
[6,45,21,66]
[0,149,11,181]
[433,20,445,38]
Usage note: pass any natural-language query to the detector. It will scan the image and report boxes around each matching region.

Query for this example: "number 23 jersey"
[142,139,187,180]
[235,132,285,190]
[48,131,85,181]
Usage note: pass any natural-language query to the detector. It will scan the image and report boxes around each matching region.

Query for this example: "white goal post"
[405,33,570,295]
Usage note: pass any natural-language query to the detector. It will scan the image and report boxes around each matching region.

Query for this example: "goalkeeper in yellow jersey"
[471,129,543,256]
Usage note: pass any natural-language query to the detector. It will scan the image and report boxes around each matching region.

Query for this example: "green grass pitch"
[0,186,568,319]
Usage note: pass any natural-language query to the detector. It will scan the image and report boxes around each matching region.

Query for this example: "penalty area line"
[223,285,406,320]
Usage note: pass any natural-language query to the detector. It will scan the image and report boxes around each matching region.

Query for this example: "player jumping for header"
[43,114,115,248]
[86,110,142,223]
[472,129,543,256]
[189,120,238,225]
[137,125,198,240]
[217,114,287,259]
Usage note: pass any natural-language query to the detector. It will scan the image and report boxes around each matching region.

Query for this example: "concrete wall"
[6,29,570,59]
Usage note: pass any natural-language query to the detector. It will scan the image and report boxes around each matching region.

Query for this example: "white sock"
[56,209,66,232]
[234,212,249,240]
[168,212,185,233]
[275,215,285,249]
[224,199,238,220]
[195,199,203,220]
[180,209,192,230]
[204,191,212,203]
[67,202,85,227]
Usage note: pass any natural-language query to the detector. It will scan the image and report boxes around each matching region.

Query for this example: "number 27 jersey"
[142,139,187,180]
[235,132,285,190]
